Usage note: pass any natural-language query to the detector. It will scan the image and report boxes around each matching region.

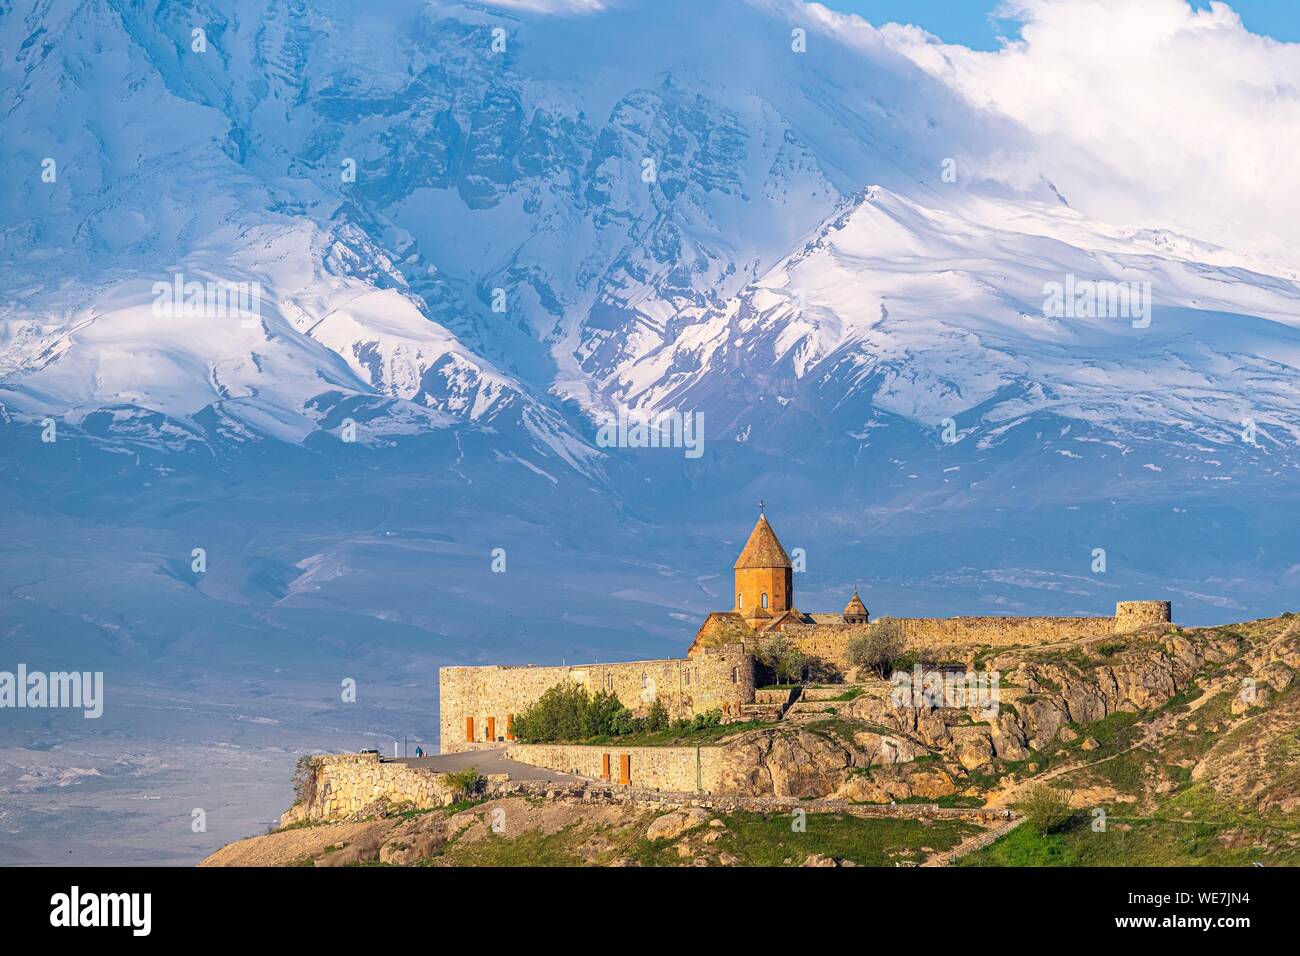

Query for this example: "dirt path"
[984,673,1236,809]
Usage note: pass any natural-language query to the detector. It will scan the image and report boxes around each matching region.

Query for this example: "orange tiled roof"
[733,515,792,570]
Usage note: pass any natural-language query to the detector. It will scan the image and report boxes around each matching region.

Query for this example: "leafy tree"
[584,689,629,738]
[775,644,807,684]
[1021,784,1077,835]
[644,698,670,733]
[610,708,637,736]
[846,617,906,678]
[756,633,805,684]
[510,681,590,743]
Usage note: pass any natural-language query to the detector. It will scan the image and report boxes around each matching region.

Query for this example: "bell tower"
[734,502,793,621]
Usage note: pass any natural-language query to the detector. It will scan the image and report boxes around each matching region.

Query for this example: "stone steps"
[738,703,782,721]
[788,700,839,715]
[800,685,870,702]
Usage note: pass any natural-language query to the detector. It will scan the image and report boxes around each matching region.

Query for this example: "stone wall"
[439,645,754,754]
[1114,601,1173,632]
[281,756,1016,828]
[896,615,1118,649]
[505,743,729,792]
[785,602,1173,678]
[438,603,1172,752]
[281,752,460,825]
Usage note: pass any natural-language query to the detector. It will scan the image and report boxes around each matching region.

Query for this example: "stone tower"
[734,509,793,620]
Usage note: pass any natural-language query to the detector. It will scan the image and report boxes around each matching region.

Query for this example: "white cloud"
[474,0,609,13]
[876,0,1300,267]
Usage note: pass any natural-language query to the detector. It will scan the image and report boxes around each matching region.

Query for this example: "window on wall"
[737,592,743,608]
[684,670,691,687]
[761,592,769,608]
[731,667,738,683]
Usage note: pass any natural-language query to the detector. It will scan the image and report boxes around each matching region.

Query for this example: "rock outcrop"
[711,623,1262,804]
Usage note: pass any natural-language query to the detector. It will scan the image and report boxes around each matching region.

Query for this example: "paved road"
[385,748,579,782]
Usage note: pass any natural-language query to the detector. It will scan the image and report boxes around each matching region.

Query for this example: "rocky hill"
[204,615,1300,866]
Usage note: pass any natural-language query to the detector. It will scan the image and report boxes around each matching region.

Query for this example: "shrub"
[889,647,937,673]
[644,699,670,733]
[847,617,906,678]
[584,689,630,738]
[691,709,722,730]
[443,768,484,802]
[292,755,319,805]
[510,681,714,742]
[610,708,636,736]
[1021,784,1076,835]
[510,682,590,743]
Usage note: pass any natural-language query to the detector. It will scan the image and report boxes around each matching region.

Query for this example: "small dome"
[843,589,868,624]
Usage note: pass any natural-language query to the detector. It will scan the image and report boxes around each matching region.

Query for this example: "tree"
[753,633,809,685]
[644,698,670,733]
[775,644,808,684]
[509,681,590,743]
[846,617,906,678]
[1021,784,1077,835]
[584,689,629,738]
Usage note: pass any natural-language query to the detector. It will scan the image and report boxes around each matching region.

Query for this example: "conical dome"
[843,589,868,624]
[734,515,792,570]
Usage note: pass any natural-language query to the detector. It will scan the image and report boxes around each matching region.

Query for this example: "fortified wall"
[439,644,754,755]
[784,601,1172,678]
[279,751,1017,826]
[433,506,1174,757]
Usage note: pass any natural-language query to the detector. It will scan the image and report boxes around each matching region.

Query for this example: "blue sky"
[823,0,1299,49]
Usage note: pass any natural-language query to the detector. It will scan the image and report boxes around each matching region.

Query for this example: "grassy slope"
[964,619,1300,866]
[428,810,980,868]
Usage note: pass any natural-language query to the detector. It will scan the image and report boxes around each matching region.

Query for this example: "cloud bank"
[875,0,1300,267]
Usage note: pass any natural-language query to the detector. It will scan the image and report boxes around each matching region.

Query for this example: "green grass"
[424,804,982,868]
[802,717,864,745]
[1082,747,1150,792]
[575,719,770,747]
[703,811,979,867]
[960,814,1296,867]
[964,779,1300,867]
[433,825,589,867]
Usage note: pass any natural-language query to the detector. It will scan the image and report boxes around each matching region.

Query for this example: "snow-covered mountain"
[2,0,1299,865]
[4,0,1297,462]
[2,0,1299,622]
